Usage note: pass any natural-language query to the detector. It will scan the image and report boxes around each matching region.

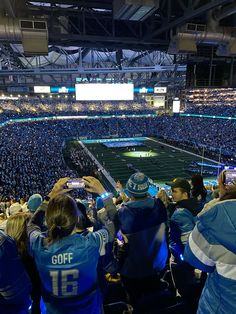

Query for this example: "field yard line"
[79,141,117,188]
[146,138,222,165]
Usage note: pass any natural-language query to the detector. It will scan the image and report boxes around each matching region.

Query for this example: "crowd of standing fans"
[0,103,236,313]
[0,169,236,314]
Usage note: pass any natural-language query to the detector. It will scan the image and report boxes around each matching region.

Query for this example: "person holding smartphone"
[184,170,236,314]
[198,169,236,215]
[27,176,116,314]
[117,172,168,307]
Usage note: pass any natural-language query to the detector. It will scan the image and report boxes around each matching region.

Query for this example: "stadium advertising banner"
[7,86,29,93]
[75,83,134,101]
[50,87,75,93]
[133,87,154,93]
[154,87,167,94]
[34,86,50,93]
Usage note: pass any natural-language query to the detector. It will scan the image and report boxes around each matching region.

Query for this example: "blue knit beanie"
[126,172,149,198]
[28,194,43,212]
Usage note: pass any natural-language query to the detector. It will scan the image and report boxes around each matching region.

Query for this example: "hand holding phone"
[224,170,236,186]
[48,177,71,198]
[83,176,106,194]
[66,179,85,189]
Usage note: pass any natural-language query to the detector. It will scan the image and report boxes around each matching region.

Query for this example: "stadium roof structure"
[0,0,235,89]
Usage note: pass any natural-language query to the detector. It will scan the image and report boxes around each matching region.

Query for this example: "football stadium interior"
[0,1,236,314]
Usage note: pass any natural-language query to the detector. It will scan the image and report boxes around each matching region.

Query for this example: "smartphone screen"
[225,170,236,185]
[66,179,85,189]
[148,184,159,197]
[116,230,124,246]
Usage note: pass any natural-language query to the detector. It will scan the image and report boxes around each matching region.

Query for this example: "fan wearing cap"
[166,178,201,304]
[118,172,168,306]
[27,194,43,213]
[166,178,201,259]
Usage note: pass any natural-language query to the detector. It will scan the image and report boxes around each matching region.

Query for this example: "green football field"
[82,137,217,185]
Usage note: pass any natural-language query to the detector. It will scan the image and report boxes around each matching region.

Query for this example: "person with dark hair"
[75,200,93,230]
[27,177,116,314]
[184,170,236,314]
[167,178,202,309]
[190,174,212,209]
[0,230,32,314]
[191,174,207,200]
[6,212,42,314]
[167,178,200,260]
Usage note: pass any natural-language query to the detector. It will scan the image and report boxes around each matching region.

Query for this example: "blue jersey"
[0,231,31,314]
[184,199,236,314]
[29,229,108,314]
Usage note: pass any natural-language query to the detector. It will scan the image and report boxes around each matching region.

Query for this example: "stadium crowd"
[185,104,236,117]
[154,115,236,162]
[0,114,236,200]
[0,99,236,313]
[0,98,155,124]
[69,146,97,177]
[0,166,235,314]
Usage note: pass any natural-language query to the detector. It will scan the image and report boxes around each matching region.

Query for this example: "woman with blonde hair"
[6,212,31,255]
[6,212,42,314]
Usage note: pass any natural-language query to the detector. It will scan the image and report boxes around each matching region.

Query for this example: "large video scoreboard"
[75,83,134,101]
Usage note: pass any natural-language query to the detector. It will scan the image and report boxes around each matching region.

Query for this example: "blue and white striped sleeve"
[184,222,215,273]
[93,229,109,256]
